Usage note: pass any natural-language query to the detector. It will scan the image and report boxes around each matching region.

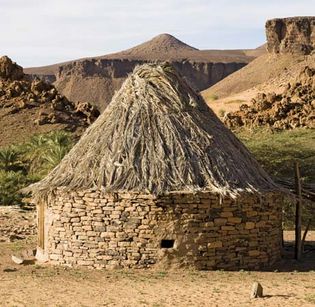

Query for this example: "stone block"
[220,211,233,217]
[245,222,255,230]
[228,217,242,224]
[221,226,235,231]
[77,260,94,266]
[208,241,223,248]
[249,250,260,257]
[214,218,227,226]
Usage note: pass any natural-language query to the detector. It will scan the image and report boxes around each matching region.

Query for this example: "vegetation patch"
[0,131,73,205]
[237,128,315,182]
[207,94,219,101]
[237,127,315,228]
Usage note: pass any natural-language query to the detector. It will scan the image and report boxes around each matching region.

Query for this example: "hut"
[28,63,284,270]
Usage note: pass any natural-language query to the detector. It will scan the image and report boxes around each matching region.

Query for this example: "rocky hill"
[224,66,315,130]
[25,34,263,111]
[202,16,315,116]
[0,56,99,147]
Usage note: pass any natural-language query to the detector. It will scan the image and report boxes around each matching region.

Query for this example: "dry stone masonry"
[43,189,283,270]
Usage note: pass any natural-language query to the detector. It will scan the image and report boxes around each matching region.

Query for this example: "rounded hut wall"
[43,189,283,270]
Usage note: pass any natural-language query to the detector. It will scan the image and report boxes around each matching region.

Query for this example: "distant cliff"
[54,58,246,111]
[266,16,315,55]
[25,34,261,111]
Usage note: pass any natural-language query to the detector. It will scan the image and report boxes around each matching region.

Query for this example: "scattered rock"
[0,55,99,136]
[11,255,24,265]
[250,282,263,299]
[225,66,315,130]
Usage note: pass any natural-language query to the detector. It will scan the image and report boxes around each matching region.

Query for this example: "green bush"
[0,170,30,205]
[24,131,73,176]
[0,130,74,206]
[0,146,26,173]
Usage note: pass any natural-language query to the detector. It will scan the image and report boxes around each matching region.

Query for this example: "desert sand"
[0,230,314,307]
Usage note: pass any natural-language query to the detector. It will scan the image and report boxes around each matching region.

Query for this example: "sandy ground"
[0,230,314,307]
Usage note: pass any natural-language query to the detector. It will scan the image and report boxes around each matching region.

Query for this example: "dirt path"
[0,207,314,307]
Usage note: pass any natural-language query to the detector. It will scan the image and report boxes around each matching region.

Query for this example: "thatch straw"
[27,63,278,198]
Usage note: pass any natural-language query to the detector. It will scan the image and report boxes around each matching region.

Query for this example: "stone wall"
[266,17,315,55]
[42,190,283,270]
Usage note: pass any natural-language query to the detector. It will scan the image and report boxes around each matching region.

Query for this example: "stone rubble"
[224,66,315,130]
[0,56,99,128]
[0,205,36,242]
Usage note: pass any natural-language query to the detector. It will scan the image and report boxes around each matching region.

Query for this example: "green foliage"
[237,128,315,182]
[24,131,73,176]
[0,130,74,206]
[0,146,25,173]
[237,127,315,229]
[0,170,30,205]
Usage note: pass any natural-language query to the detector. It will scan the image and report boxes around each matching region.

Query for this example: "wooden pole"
[295,162,302,260]
[301,219,311,253]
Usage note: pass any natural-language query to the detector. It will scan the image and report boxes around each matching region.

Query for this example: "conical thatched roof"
[29,63,278,198]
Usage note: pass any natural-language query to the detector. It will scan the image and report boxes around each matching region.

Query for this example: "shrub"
[0,146,26,173]
[0,170,30,205]
[0,130,74,206]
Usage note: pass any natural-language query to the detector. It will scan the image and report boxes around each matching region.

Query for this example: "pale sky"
[1,0,314,67]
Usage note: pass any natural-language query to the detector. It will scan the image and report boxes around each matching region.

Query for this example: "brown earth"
[0,206,36,243]
[224,66,315,130]
[24,34,264,112]
[202,53,311,114]
[102,33,265,62]
[0,56,99,147]
[0,208,314,307]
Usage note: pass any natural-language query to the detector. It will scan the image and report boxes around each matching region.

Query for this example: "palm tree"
[23,134,49,173]
[0,146,24,172]
[23,131,73,176]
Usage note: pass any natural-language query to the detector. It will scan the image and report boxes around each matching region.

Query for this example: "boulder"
[0,56,24,80]
[250,282,263,299]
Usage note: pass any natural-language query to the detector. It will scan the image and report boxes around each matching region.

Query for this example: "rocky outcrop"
[0,56,24,80]
[266,17,315,55]
[0,56,99,146]
[55,58,246,111]
[224,66,315,130]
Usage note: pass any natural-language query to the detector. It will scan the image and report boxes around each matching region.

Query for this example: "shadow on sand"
[268,240,315,272]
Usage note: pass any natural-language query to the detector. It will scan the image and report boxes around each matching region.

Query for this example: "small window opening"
[161,239,175,248]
